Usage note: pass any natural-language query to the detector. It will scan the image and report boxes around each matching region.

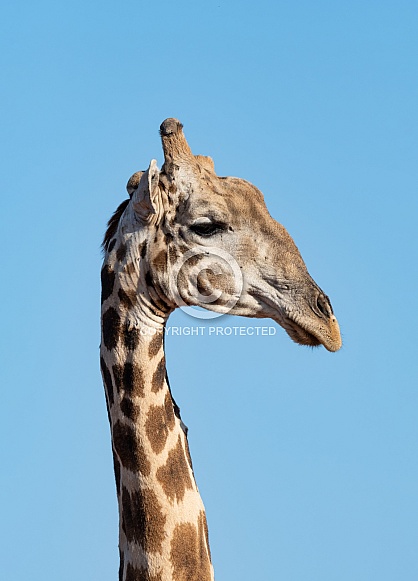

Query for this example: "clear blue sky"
[1,1,417,579]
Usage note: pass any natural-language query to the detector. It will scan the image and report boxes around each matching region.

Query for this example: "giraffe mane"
[102,198,130,251]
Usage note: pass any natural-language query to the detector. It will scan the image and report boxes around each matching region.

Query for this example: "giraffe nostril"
[316,294,330,318]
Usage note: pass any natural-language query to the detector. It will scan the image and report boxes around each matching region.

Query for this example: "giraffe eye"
[190,221,226,237]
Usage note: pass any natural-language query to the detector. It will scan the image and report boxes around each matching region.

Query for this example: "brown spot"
[140,241,147,259]
[100,356,114,407]
[199,510,212,562]
[152,249,167,271]
[145,271,153,288]
[102,307,121,350]
[185,254,201,268]
[113,420,150,475]
[125,563,162,581]
[113,362,145,397]
[112,449,121,495]
[148,332,162,359]
[145,405,170,454]
[124,564,138,581]
[184,435,194,472]
[156,436,193,503]
[170,521,212,581]
[168,246,179,265]
[112,363,123,393]
[104,395,111,424]
[116,243,127,262]
[121,485,166,553]
[120,396,138,422]
[123,362,145,397]
[125,261,136,275]
[164,392,175,431]
[118,287,137,309]
[119,549,124,581]
[101,264,115,304]
[124,326,140,351]
[151,357,166,393]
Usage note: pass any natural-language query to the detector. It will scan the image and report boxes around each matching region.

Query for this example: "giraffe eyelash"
[189,221,226,237]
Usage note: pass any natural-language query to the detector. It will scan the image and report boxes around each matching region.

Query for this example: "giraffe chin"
[280,316,342,352]
[282,318,321,348]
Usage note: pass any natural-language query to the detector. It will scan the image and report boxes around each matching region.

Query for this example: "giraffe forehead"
[168,178,271,229]
[179,195,229,220]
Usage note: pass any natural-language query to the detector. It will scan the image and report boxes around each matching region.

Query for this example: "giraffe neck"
[100,246,214,581]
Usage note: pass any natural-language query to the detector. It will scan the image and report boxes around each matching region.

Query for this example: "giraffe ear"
[131,160,160,221]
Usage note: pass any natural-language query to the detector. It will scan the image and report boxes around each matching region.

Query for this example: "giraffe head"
[107,118,341,352]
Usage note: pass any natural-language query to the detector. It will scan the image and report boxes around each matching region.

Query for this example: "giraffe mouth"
[256,290,341,351]
[252,293,324,348]
[279,311,342,352]
[257,293,323,347]
[281,316,322,348]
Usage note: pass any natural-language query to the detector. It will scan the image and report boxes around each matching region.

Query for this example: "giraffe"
[100,118,341,581]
